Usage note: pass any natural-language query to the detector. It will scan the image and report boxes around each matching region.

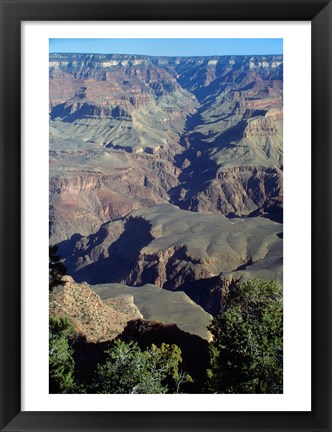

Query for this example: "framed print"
[0,0,331,431]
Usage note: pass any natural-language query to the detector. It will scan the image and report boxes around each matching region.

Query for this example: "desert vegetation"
[50,259,283,394]
[50,315,192,394]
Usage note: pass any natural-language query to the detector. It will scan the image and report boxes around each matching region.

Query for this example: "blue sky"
[49,39,283,56]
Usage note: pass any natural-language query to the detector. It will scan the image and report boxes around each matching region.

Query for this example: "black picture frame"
[1,0,331,431]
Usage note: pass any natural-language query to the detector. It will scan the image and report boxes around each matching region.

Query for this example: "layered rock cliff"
[50,52,283,318]
[50,53,283,243]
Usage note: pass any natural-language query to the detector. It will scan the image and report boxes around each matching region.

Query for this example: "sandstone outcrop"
[49,276,142,343]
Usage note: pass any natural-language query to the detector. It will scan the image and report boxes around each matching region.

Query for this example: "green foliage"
[144,343,193,393]
[49,315,77,393]
[49,245,67,292]
[93,340,191,394]
[208,280,283,394]
[49,315,191,394]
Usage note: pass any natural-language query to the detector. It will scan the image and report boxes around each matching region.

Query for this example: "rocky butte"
[49,52,283,336]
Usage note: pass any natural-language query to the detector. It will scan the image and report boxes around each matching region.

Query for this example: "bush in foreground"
[49,316,78,393]
[49,315,191,394]
[207,280,283,393]
[93,340,192,394]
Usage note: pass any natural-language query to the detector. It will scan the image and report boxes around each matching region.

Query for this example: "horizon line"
[49,51,283,57]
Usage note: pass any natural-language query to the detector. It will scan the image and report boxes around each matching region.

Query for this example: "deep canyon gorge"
[49,52,283,345]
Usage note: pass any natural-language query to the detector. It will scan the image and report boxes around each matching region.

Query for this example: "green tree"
[144,342,193,393]
[93,340,191,394]
[49,315,77,393]
[208,280,283,394]
[49,245,67,292]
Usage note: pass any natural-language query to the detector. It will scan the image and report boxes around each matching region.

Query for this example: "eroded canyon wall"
[50,53,283,315]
